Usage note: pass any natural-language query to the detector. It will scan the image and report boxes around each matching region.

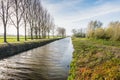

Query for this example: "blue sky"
[42,0,120,35]
[1,0,120,35]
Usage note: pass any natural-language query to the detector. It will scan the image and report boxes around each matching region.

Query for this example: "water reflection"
[0,38,73,80]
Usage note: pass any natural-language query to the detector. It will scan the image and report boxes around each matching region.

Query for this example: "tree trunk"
[42,29,44,38]
[35,32,37,39]
[4,25,7,43]
[38,28,41,39]
[35,27,38,39]
[31,28,33,40]
[17,27,19,41]
[25,23,27,41]
[48,32,49,39]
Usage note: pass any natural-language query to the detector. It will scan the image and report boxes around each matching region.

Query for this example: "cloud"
[42,0,83,15]
[70,3,120,23]
[42,0,120,22]
[42,0,120,35]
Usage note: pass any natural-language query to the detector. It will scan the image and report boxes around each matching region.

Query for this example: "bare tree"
[49,17,55,38]
[33,0,40,39]
[0,0,56,42]
[21,0,28,41]
[57,27,66,37]
[37,5,43,39]
[10,0,25,41]
[27,0,34,40]
[0,0,10,42]
[51,24,55,38]
[41,9,47,38]
[72,28,85,37]
[46,13,51,39]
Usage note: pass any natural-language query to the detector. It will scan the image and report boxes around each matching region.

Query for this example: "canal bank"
[0,38,62,59]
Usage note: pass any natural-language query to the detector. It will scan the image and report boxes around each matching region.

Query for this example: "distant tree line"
[0,0,59,42]
[72,20,120,41]
[86,20,120,41]
[72,28,85,37]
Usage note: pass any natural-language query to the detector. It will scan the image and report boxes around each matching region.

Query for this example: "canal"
[0,38,74,80]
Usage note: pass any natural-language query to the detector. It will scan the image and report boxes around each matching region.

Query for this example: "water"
[0,38,74,80]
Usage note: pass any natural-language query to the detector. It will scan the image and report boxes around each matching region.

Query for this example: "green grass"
[68,38,120,80]
[0,37,30,43]
[0,36,58,43]
[88,38,120,47]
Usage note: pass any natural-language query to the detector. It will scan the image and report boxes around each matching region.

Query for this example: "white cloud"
[42,0,120,35]
[69,3,120,23]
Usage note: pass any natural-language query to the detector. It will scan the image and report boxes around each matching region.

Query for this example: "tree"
[42,9,48,38]
[72,28,85,37]
[21,0,28,41]
[27,0,34,40]
[87,20,103,38]
[37,4,43,39]
[51,22,56,38]
[0,0,10,42]
[33,0,40,39]
[57,27,66,37]
[0,0,55,42]
[10,0,25,41]
[46,13,50,39]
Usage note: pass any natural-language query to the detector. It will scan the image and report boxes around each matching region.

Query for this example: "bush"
[94,28,105,39]
[87,21,120,41]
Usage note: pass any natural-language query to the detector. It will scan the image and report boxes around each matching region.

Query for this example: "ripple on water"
[0,38,73,80]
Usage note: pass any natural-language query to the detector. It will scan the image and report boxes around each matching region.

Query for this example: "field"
[68,38,120,80]
[0,36,58,43]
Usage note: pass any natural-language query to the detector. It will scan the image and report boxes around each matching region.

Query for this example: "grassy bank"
[0,36,60,43]
[0,38,61,60]
[0,36,27,43]
[68,38,120,80]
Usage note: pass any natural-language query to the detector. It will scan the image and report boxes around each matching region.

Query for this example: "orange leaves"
[77,67,92,80]
[68,38,120,80]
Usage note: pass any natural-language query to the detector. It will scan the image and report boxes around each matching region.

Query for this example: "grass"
[0,36,58,43]
[89,38,120,47]
[68,38,120,80]
[0,36,28,43]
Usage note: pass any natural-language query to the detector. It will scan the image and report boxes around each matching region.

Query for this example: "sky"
[41,0,120,35]
[0,0,120,36]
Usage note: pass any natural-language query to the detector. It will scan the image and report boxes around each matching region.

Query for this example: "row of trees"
[0,0,56,42]
[72,28,85,37]
[86,20,120,41]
